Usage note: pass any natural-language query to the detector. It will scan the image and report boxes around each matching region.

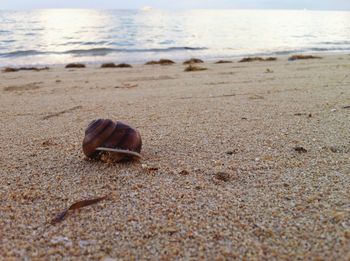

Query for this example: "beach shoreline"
[1,53,349,260]
[1,50,349,68]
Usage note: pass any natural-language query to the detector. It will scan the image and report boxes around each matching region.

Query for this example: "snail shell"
[82,119,142,161]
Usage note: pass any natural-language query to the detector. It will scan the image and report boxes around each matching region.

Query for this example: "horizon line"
[0,7,350,12]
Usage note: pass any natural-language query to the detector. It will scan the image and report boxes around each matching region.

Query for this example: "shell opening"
[96,147,142,158]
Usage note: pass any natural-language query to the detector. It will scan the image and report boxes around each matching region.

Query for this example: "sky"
[0,0,350,11]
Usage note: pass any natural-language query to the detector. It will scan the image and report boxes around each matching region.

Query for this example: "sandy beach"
[0,54,349,260]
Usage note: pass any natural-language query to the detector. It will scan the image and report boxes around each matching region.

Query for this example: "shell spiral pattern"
[82,119,142,161]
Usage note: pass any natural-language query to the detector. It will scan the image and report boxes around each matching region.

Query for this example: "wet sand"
[0,54,349,260]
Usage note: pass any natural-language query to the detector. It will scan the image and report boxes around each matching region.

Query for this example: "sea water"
[0,9,349,66]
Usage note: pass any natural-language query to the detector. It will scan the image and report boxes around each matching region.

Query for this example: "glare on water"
[0,9,349,65]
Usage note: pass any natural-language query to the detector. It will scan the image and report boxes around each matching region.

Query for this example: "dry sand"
[0,54,349,260]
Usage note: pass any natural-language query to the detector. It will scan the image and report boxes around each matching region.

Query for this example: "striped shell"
[82,119,142,161]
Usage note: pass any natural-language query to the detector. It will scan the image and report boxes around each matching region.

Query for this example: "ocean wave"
[309,47,350,51]
[2,39,16,43]
[223,46,350,57]
[319,41,350,45]
[82,41,110,46]
[64,48,115,56]
[65,47,208,56]
[0,46,208,58]
[269,46,350,55]
[1,45,349,60]
[0,50,44,57]
[56,40,110,46]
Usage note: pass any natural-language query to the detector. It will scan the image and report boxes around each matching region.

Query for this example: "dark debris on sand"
[215,60,233,64]
[294,146,308,153]
[51,196,107,224]
[184,64,208,72]
[65,63,86,68]
[183,58,204,65]
[265,57,277,61]
[288,55,322,61]
[101,63,132,68]
[2,67,50,73]
[116,63,133,68]
[101,63,117,68]
[239,57,277,63]
[214,172,230,182]
[145,59,175,65]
